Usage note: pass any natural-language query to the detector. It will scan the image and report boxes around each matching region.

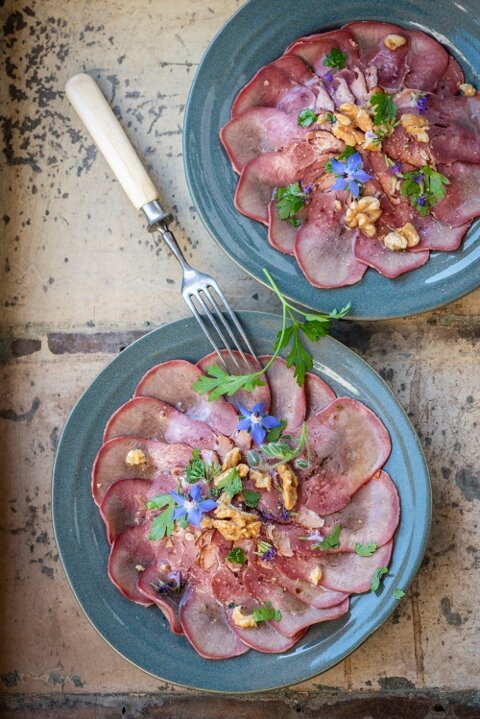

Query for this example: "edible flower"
[416,94,428,114]
[330,151,372,198]
[170,484,217,527]
[236,402,281,445]
[323,70,334,83]
[299,530,324,543]
[388,161,402,175]
[255,540,277,561]
[151,570,183,594]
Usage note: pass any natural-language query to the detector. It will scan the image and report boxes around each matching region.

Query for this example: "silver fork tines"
[153,221,259,374]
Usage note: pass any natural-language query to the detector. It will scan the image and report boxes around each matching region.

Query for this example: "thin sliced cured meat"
[355,233,430,278]
[221,107,308,173]
[271,54,317,85]
[321,471,400,550]
[434,163,480,226]
[294,192,367,288]
[108,523,156,605]
[179,578,249,659]
[305,372,336,418]
[196,350,271,413]
[243,561,349,636]
[259,355,306,432]
[267,199,300,255]
[211,566,303,652]
[298,398,392,515]
[277,541,393,594]
[345,21,409,91]
[403,29,449,91]
[287,28,360,77]
[412,215,469,252]
[100,478,162,543]
[103,396,217,448]
[92,436,192,505]
[135,360,238,436]
[436,55,464,97]
[260,561,349,609]
[232,64,316,118]
[137,565,184,634]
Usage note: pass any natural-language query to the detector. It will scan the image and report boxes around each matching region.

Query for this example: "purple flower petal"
[252,402,265,415]
[353,169,372,183]
[251,423,266,445]
[189,483,202,502]
[197,498,217,513]
[187,508,203,526]
[169,491,186,505]
[330,158,346,174]
[349,181,360,198]
[173,506,186,521]
[237,417,252,431]
[331,177,347,191]
[347,152,362,171]
[262,415,282,429]
[236,403,251,418]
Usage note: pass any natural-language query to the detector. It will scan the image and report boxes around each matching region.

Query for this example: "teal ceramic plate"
[183,0,480,319]
[53,312,430,692]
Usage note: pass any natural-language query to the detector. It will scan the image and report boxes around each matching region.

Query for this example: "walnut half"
[400,113,429,143]
[278,463,298,511]
[383,222,420,251]
[202,505,261,541]
[345,196,382,238]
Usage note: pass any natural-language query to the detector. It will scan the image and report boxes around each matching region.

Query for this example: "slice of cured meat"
[108,523,156,605]
[434,163,480,226]
[412,215,469,253]
[135,360,238,436]
[92,436,192,505]
[354,233,430,278]
[277,540,393,593]
[271,54,317,85]
[436,55,464,97]
[100,478,163,543]
[221,107,308,173]
[267,199,300,255]
[243,561,349,636]
[103,396,217,448]
[196,350,271,413]
[297,398,391,515]
[179,570,249,659]
[345,21,409,91]
[259,560,349,609]
[286,28,360,77]
[321,471,400,550]
[294,192,368,288]
[137,565,184,635]
[403,29,449,91]
[259,355,307,432]
[231,64,315,118]
[305,372,336,418]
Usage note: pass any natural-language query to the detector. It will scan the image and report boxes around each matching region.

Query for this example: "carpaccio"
[92,353,400,659]
[220,21,480,288]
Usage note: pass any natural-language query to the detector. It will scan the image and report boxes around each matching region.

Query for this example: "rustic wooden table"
[1,1,479,717]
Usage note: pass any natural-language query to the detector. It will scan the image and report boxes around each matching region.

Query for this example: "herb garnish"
[185,448,220,484]
[312,524,341,550]
[193,270,350,398]
[400,165,449,216]
[147,494,175,540]
[243,489,261,508]
[255,540,277,561]
[393,587,406,599]
[275,182,307,221]
[323,48,347,70]
[252,601,282,622]
[266,419,288,443]
[227,547,246,565]
[326,112,337,123]
[260,421,309,467]
[370,566,389,592]
[354,542,377,557]
[215,467,243,497]
[298,108,318,127]
[369,92,399,143]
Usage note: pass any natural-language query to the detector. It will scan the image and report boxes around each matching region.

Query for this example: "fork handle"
[66,73,169,223]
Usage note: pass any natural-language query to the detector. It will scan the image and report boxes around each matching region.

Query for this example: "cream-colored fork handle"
[66,73,159,210]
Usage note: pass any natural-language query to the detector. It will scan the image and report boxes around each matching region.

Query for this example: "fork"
[65,73,258,373]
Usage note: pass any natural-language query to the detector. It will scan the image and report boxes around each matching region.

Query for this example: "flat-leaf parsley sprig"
[193,270,350,399]
[400,165,449,216]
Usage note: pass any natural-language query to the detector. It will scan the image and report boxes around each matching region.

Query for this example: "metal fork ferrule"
[142,199,172,231]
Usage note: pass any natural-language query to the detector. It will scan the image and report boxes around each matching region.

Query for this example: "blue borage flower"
[236,402,281,445]
[169,484,217,527]
[388,161,402,175]
[416,94,428,114]
[329,151,372,198]
[255,540,277,561]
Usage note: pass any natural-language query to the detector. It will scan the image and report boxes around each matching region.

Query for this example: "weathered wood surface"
[0,0,479,713]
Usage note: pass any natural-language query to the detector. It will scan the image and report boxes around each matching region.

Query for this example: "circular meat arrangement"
[92,353,400,659]
[220,21,480,288]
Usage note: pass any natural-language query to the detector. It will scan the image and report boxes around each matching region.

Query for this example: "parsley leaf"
[227,547,246,565]
[185,448,220,483]
[193,363,265,400]
[252,601,282,622]
[148,496,175,540]
[216,467,243,497]
[323,48,347,70]
[243,489,261,508]
[313,524,341,550]
[298,108,318,127]
[354,542,377,557]
[401,165,449,216]
[370,92,397,126]
[266,419,287,442]
[275,182,307,221]
[370,566,389,592]
[260,421,308,466]
[326,112,337,123]
[393,587,406,599]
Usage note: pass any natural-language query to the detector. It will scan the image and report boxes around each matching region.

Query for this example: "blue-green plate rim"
[52,311,431,693]
[183,0,480,320]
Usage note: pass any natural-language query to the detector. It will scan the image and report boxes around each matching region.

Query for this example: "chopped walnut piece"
[400,113,429,143]
[383,222,420,251]
[309,565,323,586]
[202,505,261,541]
[222,447,241,470]
[250,469,272,492]
[236,463,250,478]
[278,463,298,511]
[339,103,373,133]
[126,448,147,466]
[345,196,382,237]
[459,83,476,97]
[384,33,407,50]
[331,122,365,147]
[231,605,257,628]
